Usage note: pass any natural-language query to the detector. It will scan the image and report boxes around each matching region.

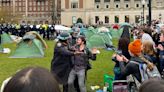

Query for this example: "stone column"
[25,0,28,16]
[110,0,114,10]
[130,0,135,9]
[13,0,15,16]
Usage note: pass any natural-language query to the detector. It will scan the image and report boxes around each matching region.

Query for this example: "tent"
[87,34,106,48]
[98,27,109,33]
[110,28,123,38]
[1,33,13,44]
[84,27,96,39]
[87,33,113,49]
[55,25,71,31]
[10,32,47,58]
[120,22,132,28]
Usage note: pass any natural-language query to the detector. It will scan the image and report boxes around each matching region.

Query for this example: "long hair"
[142,40,156,57]
[118,37,131,59]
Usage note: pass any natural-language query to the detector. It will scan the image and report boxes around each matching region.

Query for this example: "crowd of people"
[0,21,164,92]
[112,22,164,91]
[0,23,57,40]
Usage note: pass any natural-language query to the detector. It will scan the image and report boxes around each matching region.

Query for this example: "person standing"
[68,36,97,92]
[51,32,76,92]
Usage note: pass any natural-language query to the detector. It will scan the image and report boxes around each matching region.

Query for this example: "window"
[71,2,78,8]
[29,7,32,11]
[33,7,36,11]
[126,4,129,8]
[157,1,162,7]
[95,0,100,3]
[45,7,48,11]
[95,16,99,24]
[19,2,21,6]
[96,5,99,8]
[19,7,21,11]
[125,15,129,23]
[136,4,139,8]
[38,7,40,11]
[114,0,120,2]
[41,6,44,11]
[106,5,109,8]
[115,16,119,23]
[116,4,119,8]
[29,2,32,6]
[105,16,109,23]
[135,15,140,23]
[104,0,110,2]
[124,0,130,1]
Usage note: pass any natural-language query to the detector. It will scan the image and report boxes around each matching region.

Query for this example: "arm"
[55,46,75,56]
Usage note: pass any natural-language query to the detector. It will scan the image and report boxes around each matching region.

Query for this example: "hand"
[116,55,124,62]
[91,48,99,54]
[122,56,129,63]
[74,51,83,55]
[157,44,164,51]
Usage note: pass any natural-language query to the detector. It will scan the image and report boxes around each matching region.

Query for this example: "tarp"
[1,33,13,44]
[55,25,71,31]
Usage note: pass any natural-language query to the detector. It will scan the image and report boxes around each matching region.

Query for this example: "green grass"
[0,39,118,91]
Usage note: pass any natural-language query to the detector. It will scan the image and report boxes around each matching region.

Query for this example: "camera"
[112,50,122,62]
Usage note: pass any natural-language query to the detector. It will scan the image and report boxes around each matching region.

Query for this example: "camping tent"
[84,27,96,39]
[87,33,113,49]
[110,28,123,38]
[98,27,109,33]
[55,25,71,31]
[1,33,13,44]
[10,32,47,58]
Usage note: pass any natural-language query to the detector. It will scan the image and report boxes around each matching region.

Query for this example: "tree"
[76,18,83,23]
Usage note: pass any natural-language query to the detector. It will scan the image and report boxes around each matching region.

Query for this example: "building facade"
[0,0,60,24]
[61,0,164,26]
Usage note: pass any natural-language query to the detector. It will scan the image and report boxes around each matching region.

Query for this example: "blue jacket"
[159,50,164,72]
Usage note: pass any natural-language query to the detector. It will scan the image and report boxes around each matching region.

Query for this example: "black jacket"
[51,42,74,85]
[119,57,144,82]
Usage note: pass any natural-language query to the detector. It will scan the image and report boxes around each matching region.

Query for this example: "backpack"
[129,60,161,90]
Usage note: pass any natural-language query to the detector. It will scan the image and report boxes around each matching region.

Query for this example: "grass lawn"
[0,39,118,91]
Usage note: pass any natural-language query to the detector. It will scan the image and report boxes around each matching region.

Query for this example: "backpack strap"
[130,61,145,82]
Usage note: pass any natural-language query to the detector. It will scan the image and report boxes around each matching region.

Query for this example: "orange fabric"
[128,39,142,55]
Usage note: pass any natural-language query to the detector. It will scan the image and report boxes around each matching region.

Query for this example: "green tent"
[10,31,47,58]
[1,33,13,44]
[87,33,113,49]
[109,28,123,38]
[10,39,44,58]
[84,28,95,39]
[99,32,113,45]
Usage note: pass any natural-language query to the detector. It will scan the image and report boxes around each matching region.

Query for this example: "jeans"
[68,69,86,92]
